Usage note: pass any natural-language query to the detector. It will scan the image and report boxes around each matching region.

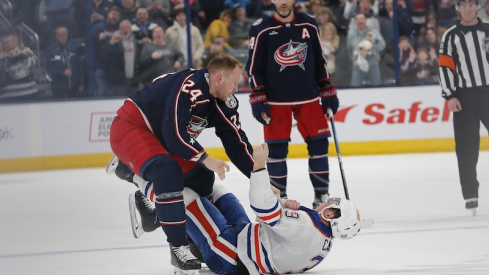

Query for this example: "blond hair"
[207,53,244,76]
[321,22,340,50]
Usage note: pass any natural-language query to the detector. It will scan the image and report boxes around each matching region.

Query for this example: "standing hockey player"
[109,53,254,273]
[438,0,489,216]
[245,0,339,207]
[182,143,361,275]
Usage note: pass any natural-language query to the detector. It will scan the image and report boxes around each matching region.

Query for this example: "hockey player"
[182,143,361,275]
[245,0,340,207]
[438,0,489,215]
[109,53,254,273]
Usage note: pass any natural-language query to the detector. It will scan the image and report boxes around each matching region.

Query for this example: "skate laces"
[173,245,198,261]
[142,195,154,211]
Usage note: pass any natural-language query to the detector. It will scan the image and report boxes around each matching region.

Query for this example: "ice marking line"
[2,225,488,259]
[0,244,168,259]
[360,225,489,235]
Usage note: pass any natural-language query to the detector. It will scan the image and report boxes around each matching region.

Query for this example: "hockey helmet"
[320,198,361,240]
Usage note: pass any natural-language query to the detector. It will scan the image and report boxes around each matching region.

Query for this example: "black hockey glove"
[249,90,271,125]
[319,84,339,116]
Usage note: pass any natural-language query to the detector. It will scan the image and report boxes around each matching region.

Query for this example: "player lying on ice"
[180,143,362,275]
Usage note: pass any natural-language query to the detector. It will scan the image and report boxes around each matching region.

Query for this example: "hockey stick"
[328,109,349,200]
[327,109,374,229]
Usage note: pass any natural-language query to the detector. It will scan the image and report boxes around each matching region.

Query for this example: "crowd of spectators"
[1,0,489,100]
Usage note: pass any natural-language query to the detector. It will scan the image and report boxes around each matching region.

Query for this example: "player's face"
[457,2,480,21]
[215,67,241,101]
[273,0,294,18]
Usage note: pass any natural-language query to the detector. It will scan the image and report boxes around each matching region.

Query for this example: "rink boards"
[1,85,488,173]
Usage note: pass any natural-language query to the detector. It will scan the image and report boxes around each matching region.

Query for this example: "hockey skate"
[170,244,201,274]
[128,190,159,238]
[106,154,119,174]
[312,191,329,209]
[465,198,478,216]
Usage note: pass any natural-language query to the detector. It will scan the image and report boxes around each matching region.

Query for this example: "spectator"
[346,12,385,86]
[345,0,381,32]
[379,0,413,50]
[252,0,275,18]
[412,47,437,84]
[294,1,309,13]
[331,0,351,35]
[132,7,159,45]
[92,6,121,97]
[43,0,80,43]
[202,36,231,67]
[224,0,251,15]
[169,0,204,31]
[320,22,340,79]
[204,9,232,48]
[228,4,255,49]
[145,0,172,30]
[99,20,140,96]
[119,0,137,22]
[90,0,112,25]
[309,0,325,15]
[138,26,184,88]
[0,34,38,99]
[45,26,85,98]
[399,36,416,76]
[410,0,438,37]
[315,6,338,35]
[419,12,447,42]
[165,8,205,68]
[417,27,439,66]
[479,0,489,22]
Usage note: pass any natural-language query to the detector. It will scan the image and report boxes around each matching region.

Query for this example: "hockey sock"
[144,155,188,246]
[267,143,289,194]
[307,139,330,193]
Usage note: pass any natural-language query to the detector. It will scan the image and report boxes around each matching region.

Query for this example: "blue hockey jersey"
[245,12,330,104]
[129,68,254,177]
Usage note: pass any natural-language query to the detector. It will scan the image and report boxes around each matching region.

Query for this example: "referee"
[438,0,489,216]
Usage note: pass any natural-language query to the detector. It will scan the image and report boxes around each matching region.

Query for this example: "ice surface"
[1,152,488,274]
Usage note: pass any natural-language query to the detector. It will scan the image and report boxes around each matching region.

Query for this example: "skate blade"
[360,217,374,229]
[106,154,119,174]
[174,267,200,275]
[470,209,477,216]
[128,192,144,238]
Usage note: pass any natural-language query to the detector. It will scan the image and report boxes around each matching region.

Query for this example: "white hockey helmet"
[320,198,361,240]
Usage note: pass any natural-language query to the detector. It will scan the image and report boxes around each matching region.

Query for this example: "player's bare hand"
[285,199,300,210]
[252,143,268,171]
[202,155,230,180]
[448,97,462,112]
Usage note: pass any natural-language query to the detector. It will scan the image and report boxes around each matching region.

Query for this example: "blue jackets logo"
[274,40,308,72]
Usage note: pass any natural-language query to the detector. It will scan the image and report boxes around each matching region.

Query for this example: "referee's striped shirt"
[438,18,489,99]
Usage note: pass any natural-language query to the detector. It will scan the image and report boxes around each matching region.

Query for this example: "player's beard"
[275,5,293,18]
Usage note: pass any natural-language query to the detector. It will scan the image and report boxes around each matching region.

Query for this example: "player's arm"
[212,98,254,178]
[438,32,457,100]
[245,23,268,92]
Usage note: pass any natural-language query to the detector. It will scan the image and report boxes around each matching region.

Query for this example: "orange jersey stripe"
[254,225,267,273]
[258,209,281,221]
[439,54,455,73]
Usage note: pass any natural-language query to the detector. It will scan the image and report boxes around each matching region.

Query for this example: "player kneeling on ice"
[181,143,362,275]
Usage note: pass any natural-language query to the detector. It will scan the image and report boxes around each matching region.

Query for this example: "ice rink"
[1,151,488,275]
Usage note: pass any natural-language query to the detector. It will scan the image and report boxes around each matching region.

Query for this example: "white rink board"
[0,85,485,160]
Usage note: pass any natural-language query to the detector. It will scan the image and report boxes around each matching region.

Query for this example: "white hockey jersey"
[237,170,333,274]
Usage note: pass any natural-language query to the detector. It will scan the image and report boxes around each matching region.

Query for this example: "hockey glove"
[249,91,271,125]
[320,84,339,116]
